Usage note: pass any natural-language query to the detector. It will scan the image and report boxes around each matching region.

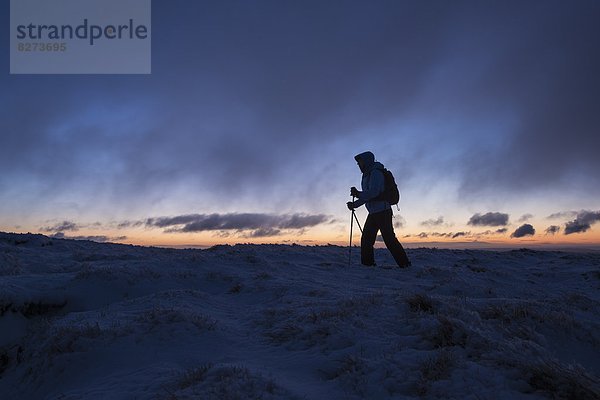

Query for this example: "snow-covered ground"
[0,232,599,399]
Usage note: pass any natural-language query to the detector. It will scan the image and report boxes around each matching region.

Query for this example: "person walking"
[347,151,411,268]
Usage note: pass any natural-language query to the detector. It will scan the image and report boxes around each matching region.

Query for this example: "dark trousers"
[361,209,410,267]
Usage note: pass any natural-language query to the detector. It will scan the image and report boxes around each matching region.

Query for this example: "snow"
[1,232,599,399]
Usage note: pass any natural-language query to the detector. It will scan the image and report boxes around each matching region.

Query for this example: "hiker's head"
[354,151,375,173]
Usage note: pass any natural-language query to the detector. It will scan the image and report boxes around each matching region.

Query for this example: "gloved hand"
[347,201,356,210]
[350,187,360,197]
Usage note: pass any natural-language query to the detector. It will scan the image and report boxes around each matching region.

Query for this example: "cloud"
[547,211,578,220]
[2,1,599,230]
[476,228,507,236]
[40,220,79,232]
[405,230,481,239]
[564,210,600,235]
[146,215,200,228]
[420,216,446,228]
[511,224,535,238]
[146,213,330,234]
[456,2,600,196]
[394,216,407,229]
[518,214,533,222]
[545,225,560,235]
[115,220,144,229]
[278,214,329,229]
[430,232,452,238]
[452,231,468,239]
[1,1,459,211]
[50,232,126,243]
[468,212,509,227]
[242,228,282,238]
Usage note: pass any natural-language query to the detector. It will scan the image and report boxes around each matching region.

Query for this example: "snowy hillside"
[0,232,599,399]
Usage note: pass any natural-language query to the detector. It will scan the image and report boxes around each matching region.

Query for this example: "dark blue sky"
[1,1,599,245]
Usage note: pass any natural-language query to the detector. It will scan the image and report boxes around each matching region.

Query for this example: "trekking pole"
[349,195,354,266]
[352,209,363,234]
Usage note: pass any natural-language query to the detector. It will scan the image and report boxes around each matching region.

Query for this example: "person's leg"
[360,213,379,266]
[379,209,411,267]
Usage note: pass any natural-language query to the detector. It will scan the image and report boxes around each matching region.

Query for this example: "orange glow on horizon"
[3,222,600,250]
[29,227,600,250]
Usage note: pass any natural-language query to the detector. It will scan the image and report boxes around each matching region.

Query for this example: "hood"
[372,161,384,171]
[354,151,378,173]
[354,151,375,174]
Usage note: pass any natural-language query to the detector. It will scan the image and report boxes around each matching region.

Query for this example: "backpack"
[373,168,400,205]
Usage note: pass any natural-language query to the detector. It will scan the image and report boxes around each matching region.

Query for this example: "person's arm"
[349,169,384,208]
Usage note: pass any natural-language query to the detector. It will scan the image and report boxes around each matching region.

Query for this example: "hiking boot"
[362,263,377,267]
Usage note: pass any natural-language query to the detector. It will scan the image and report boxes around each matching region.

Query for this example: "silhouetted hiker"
[347,151,411,268]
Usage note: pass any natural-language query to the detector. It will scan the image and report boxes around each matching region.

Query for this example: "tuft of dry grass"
[429,315,467,348]
[20,301,68,318]
[163,364,289,399]
[0,348,10,375]
[321,354,369,396]
[527,359,600,400]
[417,349,455,395]
[420,349,454,381]
[406,293,434,313]
[467,265,487,273]
[135,307,217,331]
[176,364,213,390]
[254,271,272,280]
[264,323,303,345]
[0,299,67,318]
[480,302,577,332]
[228,283,243,294]
[49,322,105,355]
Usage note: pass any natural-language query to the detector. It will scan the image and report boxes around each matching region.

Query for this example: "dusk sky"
[1,1,599,248]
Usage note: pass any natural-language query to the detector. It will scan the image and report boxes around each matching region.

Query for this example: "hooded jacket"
[353,151,390,214]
